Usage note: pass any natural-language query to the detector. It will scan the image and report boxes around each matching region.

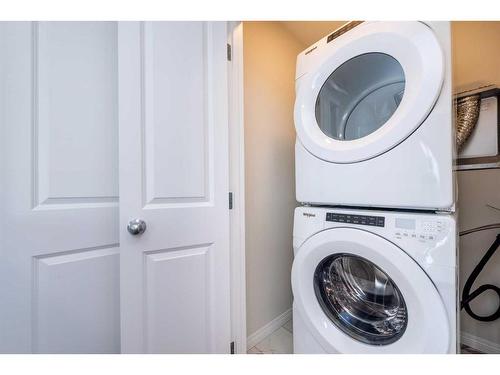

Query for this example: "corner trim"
[247,308,292,350]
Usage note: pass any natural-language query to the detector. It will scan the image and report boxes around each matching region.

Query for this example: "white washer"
[291,206,457,353]
[295,21,455,210]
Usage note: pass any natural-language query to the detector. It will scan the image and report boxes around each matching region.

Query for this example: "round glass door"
[315,53,405,141]
[314,253,408,345]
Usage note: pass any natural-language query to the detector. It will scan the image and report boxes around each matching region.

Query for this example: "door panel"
[0,22,120,353]
[34,246,120,353]
[144,245,212,353]
[118,21,230,353]
[143,22,210,204]
[36,22,118,204]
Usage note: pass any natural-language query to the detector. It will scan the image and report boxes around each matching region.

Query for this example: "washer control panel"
[326,212,385,227]
[393,217,446,243]
[322,210,449,245]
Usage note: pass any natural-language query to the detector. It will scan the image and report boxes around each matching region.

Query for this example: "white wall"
[452,21,500,351]
[243,22,302,337]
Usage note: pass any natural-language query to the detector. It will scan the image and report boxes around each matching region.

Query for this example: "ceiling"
[279,21,348,48]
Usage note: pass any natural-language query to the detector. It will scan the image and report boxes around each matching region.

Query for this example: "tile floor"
[247,318,293,354]
[247,317,482,354]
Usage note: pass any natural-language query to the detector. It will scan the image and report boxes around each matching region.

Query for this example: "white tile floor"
[247,318,478,354]
[247,318,293,354]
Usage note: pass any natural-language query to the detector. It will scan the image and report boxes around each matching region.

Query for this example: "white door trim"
[227,21,247,354]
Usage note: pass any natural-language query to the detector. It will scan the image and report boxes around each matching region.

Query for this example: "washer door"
[291,228,450,353]
[295,21,444,163]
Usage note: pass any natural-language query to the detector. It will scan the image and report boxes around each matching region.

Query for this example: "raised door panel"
[35,22,118,206]
[34,246,120,353]
[144,245,213,353]
[143,22,211,206]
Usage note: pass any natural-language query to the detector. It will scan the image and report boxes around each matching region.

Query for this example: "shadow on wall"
[243,21,301,339]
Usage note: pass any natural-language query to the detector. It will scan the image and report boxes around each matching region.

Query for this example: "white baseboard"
[461,331,500,354]
[247,308,292,349]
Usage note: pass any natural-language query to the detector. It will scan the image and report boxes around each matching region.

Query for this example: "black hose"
[460,226,500,322]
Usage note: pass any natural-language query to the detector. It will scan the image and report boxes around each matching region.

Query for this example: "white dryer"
[294,21,455,210]
[291,206,457,353]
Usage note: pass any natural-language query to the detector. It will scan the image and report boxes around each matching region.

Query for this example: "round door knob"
[127,219,147,235]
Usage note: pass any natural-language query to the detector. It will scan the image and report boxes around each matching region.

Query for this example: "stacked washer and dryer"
[291,21,458,353]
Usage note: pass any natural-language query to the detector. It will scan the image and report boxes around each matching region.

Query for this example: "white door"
[0,22,120,353]
[118,22,231,353]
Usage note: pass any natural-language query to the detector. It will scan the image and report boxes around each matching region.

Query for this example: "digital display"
[326,212,385,227]
[395,218,416,230]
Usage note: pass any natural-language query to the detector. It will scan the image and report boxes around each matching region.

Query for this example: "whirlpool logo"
[303,212,316,218]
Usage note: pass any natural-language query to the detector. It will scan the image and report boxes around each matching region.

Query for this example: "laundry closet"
[1,20,499,355]
[243,21,500,354]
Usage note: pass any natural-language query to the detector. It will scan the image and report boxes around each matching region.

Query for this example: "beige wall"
[452,22,500,92]
[453,21,500,348]
[243,22,301,337]
[279,21,347,49]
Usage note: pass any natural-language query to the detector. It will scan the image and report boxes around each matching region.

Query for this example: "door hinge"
[227,43,232,61]
[229,192,233,210]
[230,341,235,354]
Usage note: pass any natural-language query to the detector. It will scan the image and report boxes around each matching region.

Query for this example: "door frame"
[227,21,247,354]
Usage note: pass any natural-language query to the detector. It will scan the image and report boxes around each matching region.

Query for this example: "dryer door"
[295,21,445,163]
[291,228,450,353]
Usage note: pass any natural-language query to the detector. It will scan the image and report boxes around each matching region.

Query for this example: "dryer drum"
[456,94,481,151]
